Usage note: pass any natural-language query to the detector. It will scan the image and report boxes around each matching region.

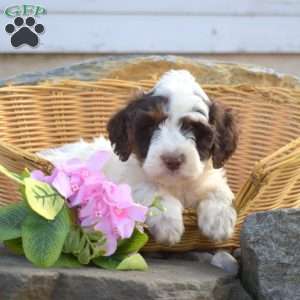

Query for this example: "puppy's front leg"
[132,183,184,245]
[197,183,237,241]
[147,194,184,245]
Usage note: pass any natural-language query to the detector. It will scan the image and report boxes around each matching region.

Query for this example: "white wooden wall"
[0,0,299,53]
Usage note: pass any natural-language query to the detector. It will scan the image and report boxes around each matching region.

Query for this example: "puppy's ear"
[209,101,239,168]
[107,93,167,161]
[107,105,133,161]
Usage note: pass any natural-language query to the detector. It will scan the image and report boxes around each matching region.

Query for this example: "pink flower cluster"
[31,151,148,255]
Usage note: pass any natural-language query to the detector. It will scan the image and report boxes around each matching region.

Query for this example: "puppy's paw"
[197,201,236,241]
[149,217,184,245]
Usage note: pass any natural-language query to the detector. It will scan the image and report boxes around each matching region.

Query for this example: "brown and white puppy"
[106,70,238,244]
[39,70,238,245]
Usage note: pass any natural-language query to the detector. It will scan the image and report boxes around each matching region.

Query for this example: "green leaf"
[0,201,29,241]
[116,229,148,255]
[22,205,71,267]
[78,244,91,265]
[87,231,105,242]
[93,253,148,271]
[116,253,148,271]
[92,255,124,270]
[19,169,31,200]
[3,238,24,255]
[151,196,164,209]
[20,168,31,180]
[148,195,166,217]
[24,177,64,220]
[63,227,106,264]
[52,254,83,268]
[63,226,80,254]
[0,164,24,185]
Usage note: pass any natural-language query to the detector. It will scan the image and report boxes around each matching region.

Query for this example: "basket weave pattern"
[0,79,299,251]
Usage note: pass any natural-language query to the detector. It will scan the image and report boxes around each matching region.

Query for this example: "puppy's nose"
[161,154,185,171]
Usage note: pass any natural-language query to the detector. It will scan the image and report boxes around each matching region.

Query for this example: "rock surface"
[240,209,300,300]
[213,279,253,300]
[150,251,213,264]
[211,251,239,276]
[0,55,299,87]
[0,247,251,300]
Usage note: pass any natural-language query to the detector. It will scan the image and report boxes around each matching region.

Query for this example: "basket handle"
[235,137,300,215]
[0,141,54,175]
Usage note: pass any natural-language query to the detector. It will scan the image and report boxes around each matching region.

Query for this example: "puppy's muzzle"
[160,153,185,171]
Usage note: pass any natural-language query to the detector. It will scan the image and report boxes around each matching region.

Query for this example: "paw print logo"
[5,17,44,48]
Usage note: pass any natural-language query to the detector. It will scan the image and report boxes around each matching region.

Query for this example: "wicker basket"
[0,78,299,252]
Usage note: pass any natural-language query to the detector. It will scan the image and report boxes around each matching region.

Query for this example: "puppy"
[39,70,238,245]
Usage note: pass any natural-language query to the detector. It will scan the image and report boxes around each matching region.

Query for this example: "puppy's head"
[107,70,238,185]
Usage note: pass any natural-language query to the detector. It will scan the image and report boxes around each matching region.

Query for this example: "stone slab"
[0,248,252,300]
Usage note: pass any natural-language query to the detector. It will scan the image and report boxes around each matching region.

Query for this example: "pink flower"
[79,180,147,256]
[32,151,109,202]
[78,180,147,255]
[31,150,148,256]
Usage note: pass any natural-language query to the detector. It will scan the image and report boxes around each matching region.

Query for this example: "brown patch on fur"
[181,117,215,161]
[209,101,239,168]
[132,105,167,160]
[107,94,168,161]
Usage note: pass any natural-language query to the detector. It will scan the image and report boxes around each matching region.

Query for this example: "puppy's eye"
[180,120,196,142]
[180,118,214,143]
[180,120,193,132]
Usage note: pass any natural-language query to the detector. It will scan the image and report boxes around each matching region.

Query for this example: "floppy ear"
[107,105,133,161]
[209,101,239,169]
[107,93,168,161]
